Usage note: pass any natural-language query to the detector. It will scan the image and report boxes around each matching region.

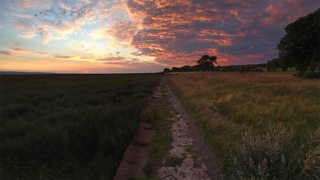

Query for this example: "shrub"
[303,72,320,79]
[227,124,320,179]
[304,128,320,179]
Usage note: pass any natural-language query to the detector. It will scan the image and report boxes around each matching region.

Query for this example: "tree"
[209,56,217,63]
[171,67,180,72]
[180,65,193,72]
[196,55,218,71]
[267,60,277,71]
[278,8,320,76]
[163,68,170,73]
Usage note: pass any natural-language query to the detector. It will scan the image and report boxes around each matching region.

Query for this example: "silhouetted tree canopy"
[163,68,170,73]
[163,55,219,73]
[197,55,217,71]
[278,8,320,76]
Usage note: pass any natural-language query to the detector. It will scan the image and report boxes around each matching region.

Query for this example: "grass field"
[167,72,320,179]
[0,74,160,179]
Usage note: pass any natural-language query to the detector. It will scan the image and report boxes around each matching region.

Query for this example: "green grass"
[167,72,320,179]
[143,84,172,179]
[164,156,185,167]
[0,74,160,179]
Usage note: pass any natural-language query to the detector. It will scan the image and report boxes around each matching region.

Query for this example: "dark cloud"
[0,47,31,56]
[11,47,30,53]
[97,56,144,64]
[127,0,320,66]
[97,56,126,61]
[0,50,12,55]
[54,55,74,59]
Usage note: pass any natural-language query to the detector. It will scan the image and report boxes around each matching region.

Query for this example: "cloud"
[38,28,51,44]
[97,56,126,61]
[36,51,47,55]
[11,47,31,54]
[0,51,12,55]
[126,0,320,66]
[96,56,147,65]
[262,0,309,26]
[19,31,36,39]
[8,0,125,43]
[54,55,74,59]
[87,5,143,44]
[7,12,34,19]
[0,47,32,56]
[54,54,96,61]
[89,29,108,40]
[13,20,33,31]
[108,20,140,42]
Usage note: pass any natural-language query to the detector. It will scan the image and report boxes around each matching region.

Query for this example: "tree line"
[163,55,218,73]
[163,55,265,73]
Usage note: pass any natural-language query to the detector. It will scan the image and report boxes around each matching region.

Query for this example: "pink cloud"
[262,0,307,26]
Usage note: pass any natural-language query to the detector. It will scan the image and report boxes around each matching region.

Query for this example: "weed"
[165,156,185,167]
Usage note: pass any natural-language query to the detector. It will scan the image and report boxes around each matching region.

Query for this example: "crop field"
[167,72,320,179]
[0,74,160,179]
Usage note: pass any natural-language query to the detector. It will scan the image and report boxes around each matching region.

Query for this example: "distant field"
[168,72,320,179]
[0,74,160,179]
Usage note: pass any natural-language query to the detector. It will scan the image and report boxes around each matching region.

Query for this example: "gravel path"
[158,82,221,180]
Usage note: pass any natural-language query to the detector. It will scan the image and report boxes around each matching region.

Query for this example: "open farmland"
[0,74,160,179]
[167,72,320,179]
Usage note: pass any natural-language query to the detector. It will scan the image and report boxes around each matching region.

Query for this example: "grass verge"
[142,84,172,179]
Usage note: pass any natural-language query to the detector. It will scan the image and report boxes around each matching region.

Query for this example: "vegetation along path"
[158,80,221,180]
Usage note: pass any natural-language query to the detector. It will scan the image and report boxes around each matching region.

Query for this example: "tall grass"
[167,72,320,178]
[0,74,160,179]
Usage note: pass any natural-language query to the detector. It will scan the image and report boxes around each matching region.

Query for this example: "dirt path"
[158,81,221,180]
[114,80,221,179]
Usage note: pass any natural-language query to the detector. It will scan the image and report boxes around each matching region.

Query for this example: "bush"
[303,72,320,79]
[227,125,320,179]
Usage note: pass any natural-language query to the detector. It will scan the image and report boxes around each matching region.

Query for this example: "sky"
[0,0,319,73]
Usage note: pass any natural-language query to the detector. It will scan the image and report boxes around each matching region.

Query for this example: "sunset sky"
[0,0,319,73]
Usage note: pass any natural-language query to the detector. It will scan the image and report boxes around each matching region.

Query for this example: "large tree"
[277,9,320,76]
[197,55,217,71]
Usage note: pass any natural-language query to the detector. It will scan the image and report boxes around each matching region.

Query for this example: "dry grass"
[167,72,320,178]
